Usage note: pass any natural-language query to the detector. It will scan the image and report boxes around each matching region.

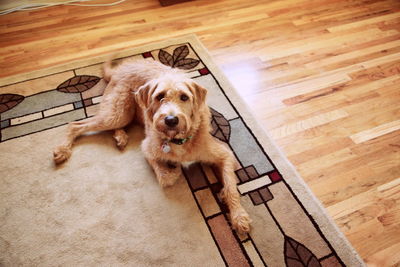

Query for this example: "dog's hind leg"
[53,116,106,164]
[53,114,130,164]
[53,78,136,164]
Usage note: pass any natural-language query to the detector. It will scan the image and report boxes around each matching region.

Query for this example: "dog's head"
[135,76,207,140]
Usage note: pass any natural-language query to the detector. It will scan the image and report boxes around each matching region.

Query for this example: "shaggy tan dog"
[53,59,251,233]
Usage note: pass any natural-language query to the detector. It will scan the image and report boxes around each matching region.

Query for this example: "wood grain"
[0,0,399,265]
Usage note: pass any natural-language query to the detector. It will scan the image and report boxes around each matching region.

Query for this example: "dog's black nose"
[165,115,179,127]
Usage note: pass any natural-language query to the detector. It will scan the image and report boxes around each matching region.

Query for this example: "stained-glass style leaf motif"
[57,75,100,93]
[0,94,24,113]
[172,45,189,62]
[284,236,321,267]
[158,45,200,70]
[174,58,200,69]
[159,49,174,67]
[210,107,230,142]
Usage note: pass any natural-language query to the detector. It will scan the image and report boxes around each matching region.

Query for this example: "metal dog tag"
[162,142,171,153]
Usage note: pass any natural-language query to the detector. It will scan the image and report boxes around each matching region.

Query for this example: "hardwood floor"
[1,0,399,265]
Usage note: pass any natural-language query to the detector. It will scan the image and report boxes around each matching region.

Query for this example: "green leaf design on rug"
[284,236,321,267]
[158,45,200,70]
[210,107,230,142]
[57,75,100,93]
[0,94,24,113]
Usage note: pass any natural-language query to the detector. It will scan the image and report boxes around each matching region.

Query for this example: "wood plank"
[269,110,349,139]
[350,120,400,144]
[327,12,400,32]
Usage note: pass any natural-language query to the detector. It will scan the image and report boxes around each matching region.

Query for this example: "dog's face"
[135,77,207,139]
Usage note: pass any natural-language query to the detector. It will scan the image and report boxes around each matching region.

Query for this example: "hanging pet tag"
[162,142,171,153]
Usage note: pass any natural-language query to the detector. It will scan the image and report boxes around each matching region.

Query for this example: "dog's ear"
[186,81,208,108]
[135,80,158,109]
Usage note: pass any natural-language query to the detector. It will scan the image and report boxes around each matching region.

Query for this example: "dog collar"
[170,136,192,145]
[161,136,192,153]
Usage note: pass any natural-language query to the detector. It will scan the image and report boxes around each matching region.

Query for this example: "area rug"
[0,35,364,266]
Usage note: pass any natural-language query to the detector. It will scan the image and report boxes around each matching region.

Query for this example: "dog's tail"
[102,56,115,82]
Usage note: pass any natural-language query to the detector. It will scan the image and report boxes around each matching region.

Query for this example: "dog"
[53,58,251,233]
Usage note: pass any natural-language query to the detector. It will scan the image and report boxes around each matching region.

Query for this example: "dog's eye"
[156,93,165,101]
[180,94,189,101]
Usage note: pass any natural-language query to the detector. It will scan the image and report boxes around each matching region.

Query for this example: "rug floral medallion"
[0,36,363,266]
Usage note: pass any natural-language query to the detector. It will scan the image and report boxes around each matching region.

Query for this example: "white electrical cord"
[0,0,127,15]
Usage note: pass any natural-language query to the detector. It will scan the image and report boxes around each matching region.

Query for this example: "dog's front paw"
[158,174,180,187]
[230,207,252,234]
[113,130,128,150]
[53,145,71,164]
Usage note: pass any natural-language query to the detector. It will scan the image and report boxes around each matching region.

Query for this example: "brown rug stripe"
[208,215,250,267]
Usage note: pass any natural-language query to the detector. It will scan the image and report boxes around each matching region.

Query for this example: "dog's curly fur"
[53,59,251,233]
